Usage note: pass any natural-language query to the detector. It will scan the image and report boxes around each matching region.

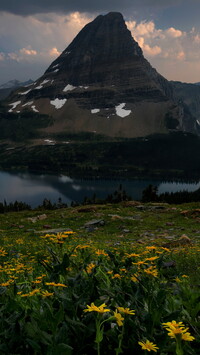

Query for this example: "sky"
[1,0,200,85]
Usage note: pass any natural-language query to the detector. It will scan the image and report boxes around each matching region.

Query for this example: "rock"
[85,219,105,228]
[162,261,176,268]
[27,214,47,223]
[37,214,47,220]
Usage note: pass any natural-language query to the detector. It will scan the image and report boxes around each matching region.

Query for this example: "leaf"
[26,338,41,351]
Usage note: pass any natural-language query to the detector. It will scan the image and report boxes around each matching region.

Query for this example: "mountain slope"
[171,81,200,134]
[4,12,189,138]
[0,79,33,101]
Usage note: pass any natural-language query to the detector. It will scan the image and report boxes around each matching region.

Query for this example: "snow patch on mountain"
[31,105,39,113]
[8,101,21,112]
[19,89,31,95]
[35,85,43,90]
[50,98,67,109]
[91,109,100,114]
[115,103,131,118]
[40,79,50,85]
[63,84,76,92]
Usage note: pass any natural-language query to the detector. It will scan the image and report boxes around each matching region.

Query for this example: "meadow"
[0,201,200,354]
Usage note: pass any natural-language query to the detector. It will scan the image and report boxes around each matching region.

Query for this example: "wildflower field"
[0,202,200,354]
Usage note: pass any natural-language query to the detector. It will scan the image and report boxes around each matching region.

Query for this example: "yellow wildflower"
[0,281,12,287]
[0,248,7,256]
[131,274,139,283]
[144,266,158,277]
[83,302,110,314]
[174,277,181,283]
[95,249,108,256]
[119,268,127,273]
[112,274,121,279]
[114,310,124,326]
[146,246,157,251]
[117,307,135,315]
[21,288,41,297]
[86,263,96,274]
[45,282,67,287]
[133,260,147,266]
[138,340,159,352]
[41,290,54,297]
[16,239,24,244]
[182,332,195,341]
[162,320,195,341]
[145,256,159,262]
[126,253,140,258]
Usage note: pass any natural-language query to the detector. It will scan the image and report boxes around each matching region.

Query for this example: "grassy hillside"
[0,201,200,353]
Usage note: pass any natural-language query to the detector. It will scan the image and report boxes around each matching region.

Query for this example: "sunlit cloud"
[1,11,200,83]
[7,46,37,62]
[143,44,162,56]
[176,50,185,60]
[19,47,37,56]
[49,47,61,57]
[166,27,183,38]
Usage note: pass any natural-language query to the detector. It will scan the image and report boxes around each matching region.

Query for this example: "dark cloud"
[0,0,181,16]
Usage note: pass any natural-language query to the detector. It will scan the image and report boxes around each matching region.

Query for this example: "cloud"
[0,53,5,61]
[143,44,162,56]
[7,46,37,62]
[127,20,186,60]
[126,18,200,81]
[20,47,37,56]
[176,50,185,60]
[166,27,183,38]
[1,9,200,84]
[49,47,61,57]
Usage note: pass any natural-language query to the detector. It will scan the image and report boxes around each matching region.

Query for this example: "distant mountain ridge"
[0,79,33,100]
[3,12,199,138]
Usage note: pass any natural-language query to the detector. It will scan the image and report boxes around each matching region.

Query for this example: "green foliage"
[0,131,200,179]
[0,109,53,141]
[0,202,200,353]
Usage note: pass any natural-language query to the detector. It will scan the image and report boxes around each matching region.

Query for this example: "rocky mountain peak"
[5,12,192,138]
[45,12,143,86]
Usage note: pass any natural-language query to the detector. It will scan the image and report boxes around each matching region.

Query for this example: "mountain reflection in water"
[0,171,199,207]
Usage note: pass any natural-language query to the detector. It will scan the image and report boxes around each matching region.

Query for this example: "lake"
[0,171,200,207]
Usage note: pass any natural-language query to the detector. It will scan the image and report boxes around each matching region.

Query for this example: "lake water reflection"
[0,171,200,207]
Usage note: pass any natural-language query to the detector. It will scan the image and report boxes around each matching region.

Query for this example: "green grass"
[0,202,200,354]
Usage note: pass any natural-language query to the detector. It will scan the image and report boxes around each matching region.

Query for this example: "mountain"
[171,81,200,134]
[4,12,195,138]
[0,79,33,100]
